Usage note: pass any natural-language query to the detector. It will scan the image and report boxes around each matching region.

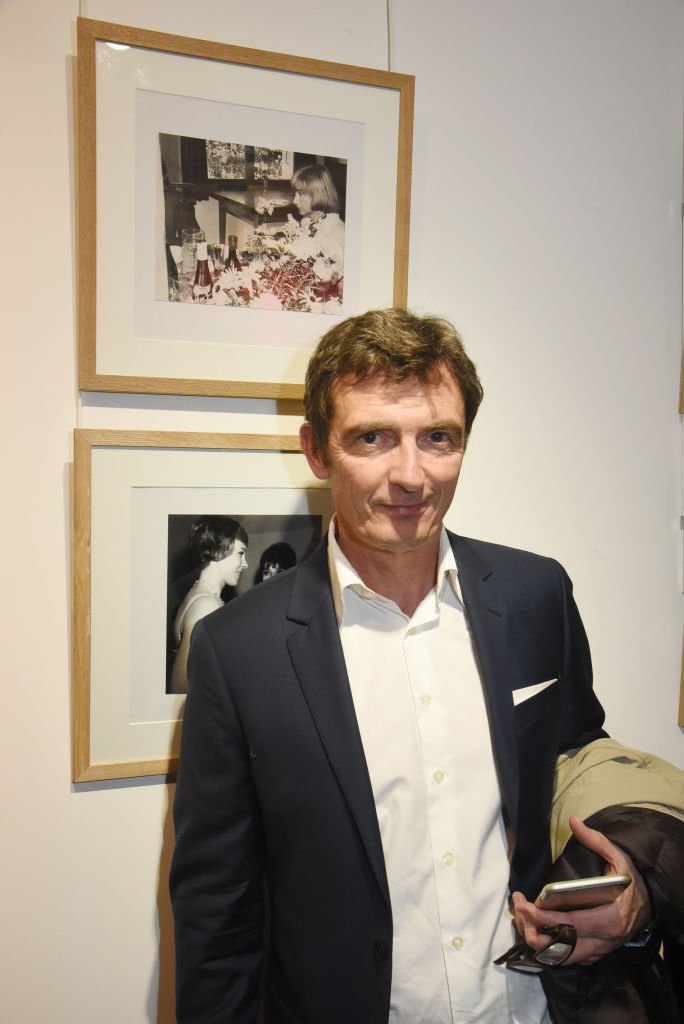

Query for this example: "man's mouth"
[377,500,427,515]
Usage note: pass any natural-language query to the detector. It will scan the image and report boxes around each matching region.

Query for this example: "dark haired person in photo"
[169,516,248,695]
[255,541,297,584]
[171,309,683,1023]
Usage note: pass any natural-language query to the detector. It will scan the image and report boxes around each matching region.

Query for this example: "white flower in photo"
[250,291,284,310]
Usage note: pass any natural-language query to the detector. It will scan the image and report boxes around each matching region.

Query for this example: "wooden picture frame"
[679,635,684,727]
[76,18,414,399]
[72,429,332,782]
[679,352,684,729]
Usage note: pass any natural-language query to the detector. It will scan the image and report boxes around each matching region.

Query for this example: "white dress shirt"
[328,523,549,1023]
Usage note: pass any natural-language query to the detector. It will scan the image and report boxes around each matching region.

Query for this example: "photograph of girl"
[160,134,347,314]
[165,512,323,694]
[167,516,248,694]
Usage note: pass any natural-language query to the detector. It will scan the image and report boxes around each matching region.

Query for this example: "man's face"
[300,366,466,561]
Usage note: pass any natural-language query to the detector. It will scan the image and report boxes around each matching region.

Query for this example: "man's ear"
[299,422,329,480]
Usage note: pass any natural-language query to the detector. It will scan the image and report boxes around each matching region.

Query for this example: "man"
[170,308,650,1023]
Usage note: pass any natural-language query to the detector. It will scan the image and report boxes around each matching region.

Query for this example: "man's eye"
[423,430,462,451]
[360,431,380,444]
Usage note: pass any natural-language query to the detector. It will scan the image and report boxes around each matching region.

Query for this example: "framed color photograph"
[72,429,332,782]
[76,18,415,399]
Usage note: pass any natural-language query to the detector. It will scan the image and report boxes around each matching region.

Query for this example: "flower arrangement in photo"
[210,214,344,314]
[254,194,291,218]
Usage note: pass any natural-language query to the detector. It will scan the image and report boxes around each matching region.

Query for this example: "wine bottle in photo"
[226,234,242,271]
[192,242,213,302]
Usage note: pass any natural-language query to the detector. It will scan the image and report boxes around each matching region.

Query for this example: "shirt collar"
[437,528,463,605]
[327,517,463,624]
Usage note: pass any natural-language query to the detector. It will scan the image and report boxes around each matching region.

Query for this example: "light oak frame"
[76,17,415,399]
[72,429,304,782]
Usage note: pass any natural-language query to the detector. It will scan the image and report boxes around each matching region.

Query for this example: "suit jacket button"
[374,940,387,962]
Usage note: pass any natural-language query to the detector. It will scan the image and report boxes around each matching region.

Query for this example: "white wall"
[1,0,682,1020]
[390,0,684,758]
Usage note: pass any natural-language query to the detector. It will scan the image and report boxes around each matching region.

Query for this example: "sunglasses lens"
[507,958,544,975]
[495,924,576,974]
[535,940,574,966]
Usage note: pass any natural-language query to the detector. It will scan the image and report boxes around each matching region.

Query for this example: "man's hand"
[511,815,652,965]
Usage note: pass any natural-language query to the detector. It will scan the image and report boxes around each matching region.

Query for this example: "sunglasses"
[493,924,577,975]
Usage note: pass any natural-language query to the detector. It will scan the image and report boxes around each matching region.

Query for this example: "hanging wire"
[386,0,392,70]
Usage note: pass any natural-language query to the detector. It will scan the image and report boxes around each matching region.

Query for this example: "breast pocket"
[513,679,560,732]
[513,681,563,838]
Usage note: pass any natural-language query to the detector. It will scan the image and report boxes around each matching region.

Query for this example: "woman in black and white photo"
[255,541,297,584]
[291,164,345,259]
[169,516,248,694]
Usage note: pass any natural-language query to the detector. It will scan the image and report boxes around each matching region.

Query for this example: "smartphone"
[537,874,631,911]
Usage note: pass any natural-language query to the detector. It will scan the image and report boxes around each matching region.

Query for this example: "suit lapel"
[285,544,391,913]
[450,534,520,830]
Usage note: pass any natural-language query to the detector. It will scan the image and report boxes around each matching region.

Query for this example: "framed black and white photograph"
[72,429,332,782]
[160,134,347,314]
[76,18,414,399]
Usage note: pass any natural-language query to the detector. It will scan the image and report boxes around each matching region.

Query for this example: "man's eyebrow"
[425,420,464,432]
[339,421,386,439]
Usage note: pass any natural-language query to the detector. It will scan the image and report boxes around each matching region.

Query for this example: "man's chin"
[363,524,438,553]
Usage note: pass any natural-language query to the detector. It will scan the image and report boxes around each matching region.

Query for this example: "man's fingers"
[568,815,625,868]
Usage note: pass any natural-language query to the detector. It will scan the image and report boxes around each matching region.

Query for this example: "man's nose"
[387,441,425,490]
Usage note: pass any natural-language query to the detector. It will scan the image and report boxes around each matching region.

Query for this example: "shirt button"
[433,770,445,784]
[452,936,464,950]
[373,940,388,962]
[443,852,454,866]
[421,693,432,706]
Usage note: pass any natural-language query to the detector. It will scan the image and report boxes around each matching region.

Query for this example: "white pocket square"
[512,679,557,706]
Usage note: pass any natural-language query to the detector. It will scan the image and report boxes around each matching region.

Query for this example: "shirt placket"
[404,601,470,1018]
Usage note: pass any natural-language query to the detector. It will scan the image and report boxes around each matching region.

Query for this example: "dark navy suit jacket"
[170,533,607,1023]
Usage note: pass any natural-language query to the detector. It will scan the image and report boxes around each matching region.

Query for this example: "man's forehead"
[330,366,463,409]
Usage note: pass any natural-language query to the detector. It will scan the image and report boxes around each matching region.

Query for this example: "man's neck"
[336,533,441,617]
